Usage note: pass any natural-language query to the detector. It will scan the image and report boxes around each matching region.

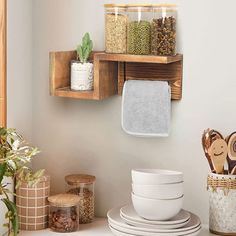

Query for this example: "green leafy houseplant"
[0,127,44,236]
[76,32,93,63]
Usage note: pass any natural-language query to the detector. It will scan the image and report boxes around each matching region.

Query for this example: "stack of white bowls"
[107,169,202,236]
[132,169,184,221]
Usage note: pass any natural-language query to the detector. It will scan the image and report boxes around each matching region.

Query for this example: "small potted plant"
[71,33,94,91]
[0,127,44,235]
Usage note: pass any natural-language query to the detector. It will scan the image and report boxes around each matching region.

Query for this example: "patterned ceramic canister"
[16,175,50,231]
[208,173,236,235]
[71,61,94,91]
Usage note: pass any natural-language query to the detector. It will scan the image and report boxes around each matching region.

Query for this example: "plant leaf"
[82,32,90,48]
[76,45,83,62]
[2,199,19,236]
[0,163,7,183]
[76,33,93,63]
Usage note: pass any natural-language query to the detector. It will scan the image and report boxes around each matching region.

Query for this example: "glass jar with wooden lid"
[104,4,127,54]
[151,4,177,56]
[126,4,152,55]
[48,193,80,233]
[65,174,96,224]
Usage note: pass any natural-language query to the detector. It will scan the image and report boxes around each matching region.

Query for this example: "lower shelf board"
[17,218,213,236]
[54,87,97,100]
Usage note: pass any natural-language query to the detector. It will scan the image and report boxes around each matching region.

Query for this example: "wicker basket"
[208,173,236,236]
[16,175,50,231]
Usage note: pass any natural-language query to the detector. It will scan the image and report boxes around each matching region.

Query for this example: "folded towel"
[122,80,171,137]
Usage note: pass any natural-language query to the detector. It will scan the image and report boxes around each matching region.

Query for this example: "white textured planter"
[71,61,94,91]
[208,173,236,235]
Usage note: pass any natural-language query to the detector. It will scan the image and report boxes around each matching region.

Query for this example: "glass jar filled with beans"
[65,174,96,224]
[104,4,127,54]
[48,194,80,233]
[151,4,177,56]
[127,4,152,55]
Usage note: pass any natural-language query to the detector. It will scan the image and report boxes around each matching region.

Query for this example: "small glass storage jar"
[151,4,177,56]
[48,194,80,233]
[65,174,96,224]
[104,4,127,54]
[127,4,152,55]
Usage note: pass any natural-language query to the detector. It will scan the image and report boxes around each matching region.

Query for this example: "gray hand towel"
[122,80,171,137]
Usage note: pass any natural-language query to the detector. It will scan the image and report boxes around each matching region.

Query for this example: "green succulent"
[76,32,93,63]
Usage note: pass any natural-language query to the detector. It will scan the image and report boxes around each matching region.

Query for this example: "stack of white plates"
[107,204,201,236]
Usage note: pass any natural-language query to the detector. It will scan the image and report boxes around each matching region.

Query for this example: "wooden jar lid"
[152,4,177,8]
[65,174,96,185]
[104,4,127,8]
[48,193,80,207]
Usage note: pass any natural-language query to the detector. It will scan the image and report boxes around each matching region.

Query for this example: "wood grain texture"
[96,60,118,99]
[118,60,183,100]
[50,51,117,100]
[0,0,6,127]
[95,53,183,64]
[118,62,125,95]
[50,51,76,95]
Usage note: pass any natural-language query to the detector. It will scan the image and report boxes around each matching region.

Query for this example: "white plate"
[120,214,190,230]
[121,204,190,225]
[110,223,201,236]
[109,225,202,236]
[107,207,201,233]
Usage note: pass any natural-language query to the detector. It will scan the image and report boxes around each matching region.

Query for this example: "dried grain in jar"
[105,4,127,54]
[48,194,80,233]
[65,174,96,224]
[127,5,152,55]
[151,4,177,56]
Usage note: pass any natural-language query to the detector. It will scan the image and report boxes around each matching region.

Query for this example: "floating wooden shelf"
[50,51,183,100]
[50,51,118,100]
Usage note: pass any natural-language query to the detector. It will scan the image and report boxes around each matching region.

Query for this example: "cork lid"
[65,174,96,185]
[104,4,127,8]
[126,4,152,7]
[48,194,80,207]
[152,4,177,8]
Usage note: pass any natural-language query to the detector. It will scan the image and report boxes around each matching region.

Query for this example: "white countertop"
[18,218,215,236]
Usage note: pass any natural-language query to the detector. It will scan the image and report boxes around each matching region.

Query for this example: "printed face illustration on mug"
[208,139,228,174]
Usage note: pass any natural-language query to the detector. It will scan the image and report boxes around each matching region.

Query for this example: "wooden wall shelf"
[50,51,183,100]
[50,51,118,100]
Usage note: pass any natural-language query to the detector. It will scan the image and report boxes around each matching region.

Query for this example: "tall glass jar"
[105,4,127,54]
[48,194,80,233]
[151,4,177,56]
[127,4,152,55]
[65,174,96,224]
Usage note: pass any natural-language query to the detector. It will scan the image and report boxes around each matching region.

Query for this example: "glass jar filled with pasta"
[105,4,127,54]
[151,4,177,56]
[127,4,152,55]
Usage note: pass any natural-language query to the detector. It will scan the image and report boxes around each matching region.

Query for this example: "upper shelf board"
[95,53,183,64]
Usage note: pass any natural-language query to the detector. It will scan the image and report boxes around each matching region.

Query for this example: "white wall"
[31,0,236,225]
[0,1,33,235]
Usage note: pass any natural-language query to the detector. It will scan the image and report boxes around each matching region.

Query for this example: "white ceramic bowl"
[132,193,183,221]
[132,182,184,200]
[132,169,183,185]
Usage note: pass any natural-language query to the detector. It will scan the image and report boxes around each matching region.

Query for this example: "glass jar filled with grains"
[104,4,127,54]
[151,4,177,56]
[65,174,96,224]
[48,194,80,233]
[127,4,152,55]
